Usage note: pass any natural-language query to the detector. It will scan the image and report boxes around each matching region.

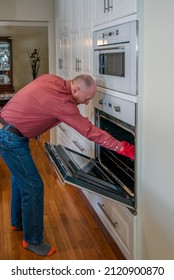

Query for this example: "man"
[0,74,134,257]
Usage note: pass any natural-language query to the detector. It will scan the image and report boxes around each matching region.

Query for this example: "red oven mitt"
[118,140,135,160]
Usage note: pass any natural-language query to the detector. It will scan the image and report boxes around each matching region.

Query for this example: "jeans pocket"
[0,129,28,151]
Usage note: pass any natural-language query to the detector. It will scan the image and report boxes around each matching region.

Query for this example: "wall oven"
[93,21,138,95]
[45,92,136,211]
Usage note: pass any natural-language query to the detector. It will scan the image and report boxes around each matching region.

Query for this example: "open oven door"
[45,142,135,209]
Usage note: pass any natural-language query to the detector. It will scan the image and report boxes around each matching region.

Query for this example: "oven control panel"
[94,92,136,127]
[94,22,131,47]
[103,100,120,112]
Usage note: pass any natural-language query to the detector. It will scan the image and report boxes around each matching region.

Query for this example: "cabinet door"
[111,0,137,20]
[81,28,92,75]
[71,128,94,158]
[55,0,62,36]
[56,1,70,80]
[93,0,138,26]
[56,35,70,80]
[71,32,81,77]
[80,0,92,75]
[62,0,71,35]
[71,103,94,157]
[56,123,72,147]
[70,0,93,77]
[56,37,63,76]
[81,0,92,29]
[71,0,80,33]
[84,190,135,259]
[62,35,70,79]
[56,0,70,36]
[93,0,110,26]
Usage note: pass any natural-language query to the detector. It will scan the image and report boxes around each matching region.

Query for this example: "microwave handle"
[94,45,125,51]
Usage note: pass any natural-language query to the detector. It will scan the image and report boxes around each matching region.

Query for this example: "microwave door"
[45,143,134,209]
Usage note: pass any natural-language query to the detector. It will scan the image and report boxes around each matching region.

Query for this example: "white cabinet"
[81,28,93,76]
[83,190,135,259]
[81,0,92,29]
[93,0,138,26]
[71,101,94,158]
[71,0,80,33]
[56,0,70,36]
[56,0,93,78]
[70,0,81,77]
[93,0,111,26]
[55,0,93,157]
[111,0,138,20]
[56,123,71,148]
[70,0,93,78]
[56,35,70,79]
[71,129,94,158]
[56,0,71,79]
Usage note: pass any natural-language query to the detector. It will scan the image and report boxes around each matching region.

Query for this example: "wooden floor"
[0,131,125,260]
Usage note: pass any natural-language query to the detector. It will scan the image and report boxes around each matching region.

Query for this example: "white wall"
[139,0,174,259]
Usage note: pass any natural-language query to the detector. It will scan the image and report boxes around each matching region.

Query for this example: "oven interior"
[95,109,135,198]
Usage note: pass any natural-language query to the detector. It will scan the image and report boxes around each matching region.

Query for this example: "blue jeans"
[0,126,44,244]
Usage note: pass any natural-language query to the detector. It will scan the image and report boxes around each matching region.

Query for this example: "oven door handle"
[94,45,126,51]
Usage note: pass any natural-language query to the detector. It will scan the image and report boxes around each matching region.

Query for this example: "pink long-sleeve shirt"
[0,74,122,152]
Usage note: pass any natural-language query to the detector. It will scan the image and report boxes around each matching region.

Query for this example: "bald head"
[71,74,96,105]
[72,74,95,88]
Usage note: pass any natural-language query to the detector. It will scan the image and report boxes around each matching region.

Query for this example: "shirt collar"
[65,80,71,94]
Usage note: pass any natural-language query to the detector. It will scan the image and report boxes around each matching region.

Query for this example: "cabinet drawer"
[97,198,133,252]
[56,123,72,147]
[83,190,135,259]
[71,129,94,157]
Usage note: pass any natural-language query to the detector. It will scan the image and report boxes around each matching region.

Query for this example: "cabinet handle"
[58,58,63,69]
[104,0,109,13]
[75,58,78,71]
[75,58,81,72]
[98,203,118,228]
[58,124,66,133]
[108,0,113,11]
[72,140,86,152]
[76,58,81,72]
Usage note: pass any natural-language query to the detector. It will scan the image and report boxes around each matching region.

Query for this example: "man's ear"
[73,85,80,94]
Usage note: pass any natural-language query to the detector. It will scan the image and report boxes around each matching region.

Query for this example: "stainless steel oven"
[45,92,136,211]
[93,20,138,95]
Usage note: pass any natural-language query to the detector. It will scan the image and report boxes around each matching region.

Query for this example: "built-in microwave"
[93,21,138,95]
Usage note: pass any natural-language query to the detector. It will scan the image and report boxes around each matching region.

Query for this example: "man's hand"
[118,140,135,160]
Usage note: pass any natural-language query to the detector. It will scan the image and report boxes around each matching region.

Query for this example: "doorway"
[0,22,48,91]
